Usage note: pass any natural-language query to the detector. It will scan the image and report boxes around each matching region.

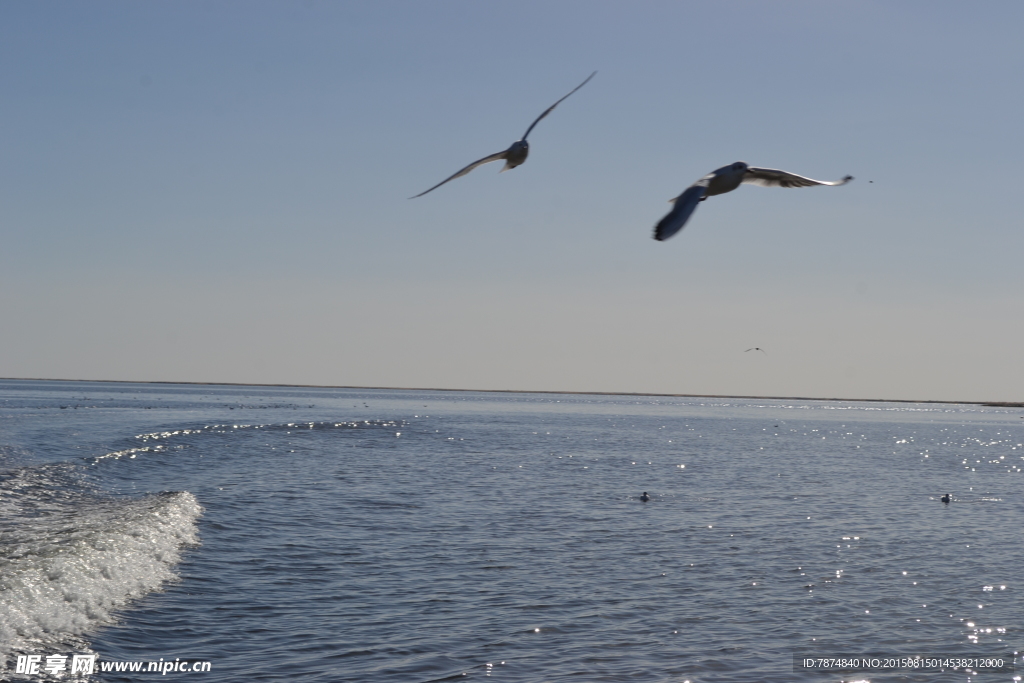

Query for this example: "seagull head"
[732,162,749,172]
[502,140,530,171]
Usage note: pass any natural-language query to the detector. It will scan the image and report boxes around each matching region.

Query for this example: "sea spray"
[0,472,201,662]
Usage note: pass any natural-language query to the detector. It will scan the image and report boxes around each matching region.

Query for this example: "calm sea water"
[1,379,1022,682]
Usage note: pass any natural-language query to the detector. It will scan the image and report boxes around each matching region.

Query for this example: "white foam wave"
[0,489,202,659]
[129,419,402,444]
[92,445,168,461]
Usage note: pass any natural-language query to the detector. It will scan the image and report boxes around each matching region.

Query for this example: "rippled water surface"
[1,380,1022,682]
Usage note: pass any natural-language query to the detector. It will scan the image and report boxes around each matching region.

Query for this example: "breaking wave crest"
[0,464,201,661]
[92,419,403,461]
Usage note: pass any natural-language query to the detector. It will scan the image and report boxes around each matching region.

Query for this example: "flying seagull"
[653,162,853,241]
[745,347,767,354]
[411,72,596,198]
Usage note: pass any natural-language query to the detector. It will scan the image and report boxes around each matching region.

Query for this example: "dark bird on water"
[941,493,950,504]
[411,72,596,198]
[652,162,853,241]
[640,492,650,502]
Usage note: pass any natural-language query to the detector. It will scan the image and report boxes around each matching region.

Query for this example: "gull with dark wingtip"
[652,162,853,241]
[411,72,596,198]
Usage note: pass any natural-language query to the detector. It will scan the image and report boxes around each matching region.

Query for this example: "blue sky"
[1,1,1022,402]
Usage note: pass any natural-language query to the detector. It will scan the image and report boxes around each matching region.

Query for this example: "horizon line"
[1,376,1022,408]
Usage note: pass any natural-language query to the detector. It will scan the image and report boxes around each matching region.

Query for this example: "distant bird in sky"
[745,347,767,354]
[652,162,853,241]
[411,72,596,198]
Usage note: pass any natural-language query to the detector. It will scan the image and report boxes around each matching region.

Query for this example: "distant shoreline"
[2,376,1022,408]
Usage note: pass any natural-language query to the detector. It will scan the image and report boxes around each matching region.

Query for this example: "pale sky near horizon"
[1,1,1022,402]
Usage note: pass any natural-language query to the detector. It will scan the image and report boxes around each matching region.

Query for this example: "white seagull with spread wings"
[653,162,853,241]
[411,72,596,198]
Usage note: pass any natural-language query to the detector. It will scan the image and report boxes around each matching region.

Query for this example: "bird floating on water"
[640,492,650,502]
[652,162,853,241]
[941,493,950,504]
[411,72,596,198]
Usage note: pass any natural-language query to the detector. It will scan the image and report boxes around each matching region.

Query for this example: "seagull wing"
[653,182,707,241]
[410,150,510,198]
[743,167,854,188]
[520,71,596,141]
